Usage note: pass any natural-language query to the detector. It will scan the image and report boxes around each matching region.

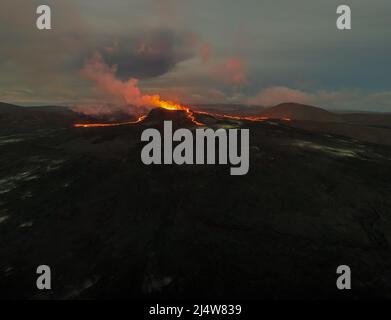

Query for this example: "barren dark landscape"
[1,102,391,299]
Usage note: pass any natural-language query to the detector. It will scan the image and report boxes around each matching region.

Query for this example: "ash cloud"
[99,29,201,80]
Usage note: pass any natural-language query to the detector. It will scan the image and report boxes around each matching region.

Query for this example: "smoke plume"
[211,57,247,87]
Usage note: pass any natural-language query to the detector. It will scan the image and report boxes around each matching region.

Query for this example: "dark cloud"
[99,29,200,80]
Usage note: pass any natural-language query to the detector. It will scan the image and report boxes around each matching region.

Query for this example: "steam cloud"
[197,42,247,88]
[211,57,247,87]
[75,53,161,116]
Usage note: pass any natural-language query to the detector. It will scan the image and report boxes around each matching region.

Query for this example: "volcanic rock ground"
[1,105,391,299]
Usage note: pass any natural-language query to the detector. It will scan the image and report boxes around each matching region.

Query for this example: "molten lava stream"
[74,115,146,128]
[151,97,204,126]
[74,98,205,128]
[73,96,291,128]
[194,110,270,122]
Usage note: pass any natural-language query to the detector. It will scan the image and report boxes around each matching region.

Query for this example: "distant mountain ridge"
[260,103,344,123]
[0,102,83,134]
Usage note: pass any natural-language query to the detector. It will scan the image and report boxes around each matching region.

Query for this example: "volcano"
[143,108,200,127]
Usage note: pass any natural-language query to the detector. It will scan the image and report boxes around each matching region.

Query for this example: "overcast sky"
[0,0,390,111]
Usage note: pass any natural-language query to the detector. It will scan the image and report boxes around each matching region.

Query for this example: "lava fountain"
[150,96,204,126]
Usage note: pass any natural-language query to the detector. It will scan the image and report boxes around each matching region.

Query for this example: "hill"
[0,103,99,134]
[260,103,343,122]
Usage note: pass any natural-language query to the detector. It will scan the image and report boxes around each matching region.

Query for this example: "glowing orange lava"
[194,110,272,123]
[74,115,146,128]
[74,97,291,128]
[150,96,205,126]
[74,97,204,128]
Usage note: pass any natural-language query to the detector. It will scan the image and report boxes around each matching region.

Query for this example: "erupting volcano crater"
[73,104,275,129]
[144,108,200,127]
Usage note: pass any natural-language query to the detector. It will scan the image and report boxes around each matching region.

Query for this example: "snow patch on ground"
[292,140,360,158]
[0,170,40,194]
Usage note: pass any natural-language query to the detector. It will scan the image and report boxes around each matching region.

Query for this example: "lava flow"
[74,96,291,128]
[74,97,204,128]
[195,111,270,122]
[150,96,204,126]
[74,115,146,128]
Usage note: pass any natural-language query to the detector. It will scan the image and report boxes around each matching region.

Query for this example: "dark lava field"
[1,103,391,299]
